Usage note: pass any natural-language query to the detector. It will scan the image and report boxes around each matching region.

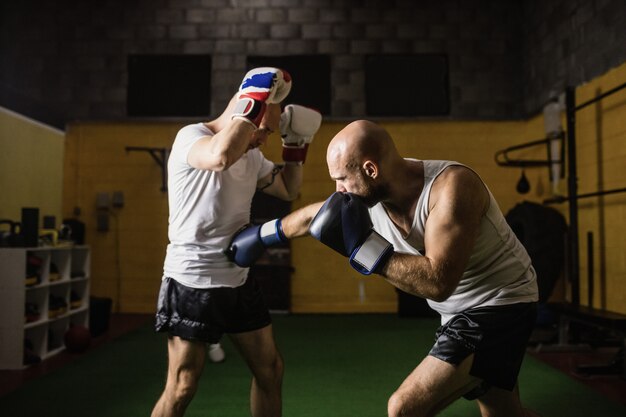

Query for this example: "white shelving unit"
[0,245,90,369]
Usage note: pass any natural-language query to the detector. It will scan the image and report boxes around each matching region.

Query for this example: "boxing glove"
[225,218,287,267]
[309,192,394,275]
[232,67,292,128]
[280,104,322,164]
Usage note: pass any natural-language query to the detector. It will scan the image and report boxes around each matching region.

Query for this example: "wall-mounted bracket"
[125,146,170,192]
[494,134,564,168]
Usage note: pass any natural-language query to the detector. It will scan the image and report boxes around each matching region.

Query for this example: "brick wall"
[522,0,626,114]
[1,0,524,127]
[1,1,624,129]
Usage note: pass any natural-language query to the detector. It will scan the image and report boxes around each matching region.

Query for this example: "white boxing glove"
[280,104,322,164]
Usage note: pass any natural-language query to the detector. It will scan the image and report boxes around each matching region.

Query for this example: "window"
[127,54,211,117]
[365,54,449,117]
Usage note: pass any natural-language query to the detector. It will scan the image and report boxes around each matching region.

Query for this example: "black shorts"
[429,302,537,393]
[154,276,271,344]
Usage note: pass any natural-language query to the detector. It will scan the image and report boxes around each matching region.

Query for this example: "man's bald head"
[326,120,401,205]
[327,120,397,171]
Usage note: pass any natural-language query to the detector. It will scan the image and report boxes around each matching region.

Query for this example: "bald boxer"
[228,120,540,417]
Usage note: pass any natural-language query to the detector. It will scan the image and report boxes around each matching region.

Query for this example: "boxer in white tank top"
[278,120,541,417]
[369,159,537,324]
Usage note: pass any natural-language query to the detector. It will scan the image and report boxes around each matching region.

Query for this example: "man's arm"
[380,167,489,301]
[224,200,323,267]
[258,163,303,201]
[188,119,255,171]
[278,163,304,200]
[281,201,325,237]
[188,68,291,171]
[258,105,322,201]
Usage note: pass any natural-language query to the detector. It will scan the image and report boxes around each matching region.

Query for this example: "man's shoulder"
[177,122,212,137]
[431,164,489,216]
[172,123,213,150]
[436,165,482,190]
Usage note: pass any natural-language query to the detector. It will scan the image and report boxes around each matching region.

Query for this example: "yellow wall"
[0,107,64,226]
[59,63,625,315]
[63,118,550,314]
[63,122,184,312]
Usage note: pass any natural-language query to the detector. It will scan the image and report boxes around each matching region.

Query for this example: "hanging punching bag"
[505,201,567,303]
[516,170,530,194]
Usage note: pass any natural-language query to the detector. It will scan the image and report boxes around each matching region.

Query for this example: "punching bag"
[505,201,567,303]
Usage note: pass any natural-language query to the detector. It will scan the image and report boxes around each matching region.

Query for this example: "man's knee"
[166,368,202,406]
[255,351,284,389]
[388,390,412,417]
[388,390,431,417]
[267,352,285,383]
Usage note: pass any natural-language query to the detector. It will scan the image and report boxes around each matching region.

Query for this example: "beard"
[358,180,386,208]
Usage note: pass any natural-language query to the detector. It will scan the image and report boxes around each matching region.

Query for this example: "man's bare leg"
[229,324,283,417]
[151,336,206,417]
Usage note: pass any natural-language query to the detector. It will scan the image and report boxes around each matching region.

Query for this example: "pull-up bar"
[565,86,581,307]
[563,82,626,308]
[544,186,626,204]
[494,135,564,168]
[575,82,626,111]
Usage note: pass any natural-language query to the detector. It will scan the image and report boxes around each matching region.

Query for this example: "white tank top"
[163,123,274,289]
[369,160,538,324]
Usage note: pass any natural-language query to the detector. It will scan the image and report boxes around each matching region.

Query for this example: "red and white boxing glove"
[232,67,292,128]
[280,104,322,164]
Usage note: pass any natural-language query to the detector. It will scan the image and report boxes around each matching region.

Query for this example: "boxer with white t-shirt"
[152,68,321,417]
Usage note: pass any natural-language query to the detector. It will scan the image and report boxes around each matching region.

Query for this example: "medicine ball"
[64,325,91,353]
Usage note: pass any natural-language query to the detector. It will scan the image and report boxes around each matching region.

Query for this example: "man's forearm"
[279,162,303,200]
[280,201,324,238]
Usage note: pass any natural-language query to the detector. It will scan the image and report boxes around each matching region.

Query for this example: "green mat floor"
[1,314,625,416]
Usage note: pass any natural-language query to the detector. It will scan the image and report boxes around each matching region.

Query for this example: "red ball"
[64,325,91,353]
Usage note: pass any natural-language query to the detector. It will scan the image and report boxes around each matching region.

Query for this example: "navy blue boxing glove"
[309,192,394,275]
[225,218,286,267]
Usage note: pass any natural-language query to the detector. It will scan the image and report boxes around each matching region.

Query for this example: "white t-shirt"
[369,160,538,324]
[163,123,274,288]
